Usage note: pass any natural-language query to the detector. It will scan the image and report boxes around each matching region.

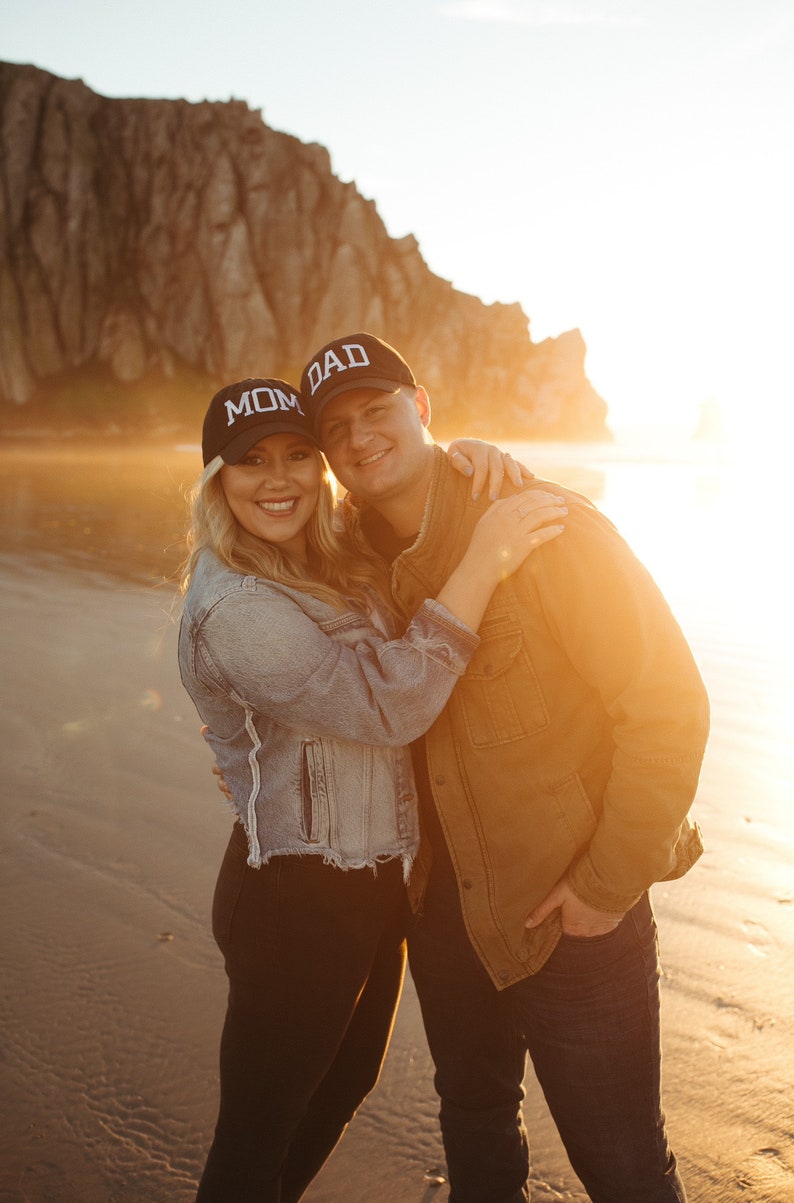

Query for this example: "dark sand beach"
[0,441,792,1201]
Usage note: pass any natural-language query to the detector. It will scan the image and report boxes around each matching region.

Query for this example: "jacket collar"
[344,445,482,587]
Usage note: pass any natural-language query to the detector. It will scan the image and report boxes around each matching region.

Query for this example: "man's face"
[318,385,434,508]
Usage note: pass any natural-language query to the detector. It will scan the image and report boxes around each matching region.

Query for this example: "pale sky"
[4,0,794,438]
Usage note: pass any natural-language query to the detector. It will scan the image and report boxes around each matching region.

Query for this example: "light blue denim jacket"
[178,550,480,875]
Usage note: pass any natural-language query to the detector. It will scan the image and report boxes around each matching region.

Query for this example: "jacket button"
[434,775,446,786]
[498,969,510,982]
[463,878,473,889]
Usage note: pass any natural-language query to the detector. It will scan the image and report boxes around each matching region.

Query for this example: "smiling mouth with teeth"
[358,449,389,467]
[258,499,298,513]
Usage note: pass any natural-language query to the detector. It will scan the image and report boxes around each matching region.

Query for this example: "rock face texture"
[0,61,608,438]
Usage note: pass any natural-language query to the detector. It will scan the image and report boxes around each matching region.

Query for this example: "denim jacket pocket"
[456,608,549,747]
[301,740,331,845]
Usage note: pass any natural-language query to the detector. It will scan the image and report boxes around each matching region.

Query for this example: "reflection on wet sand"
[0,443,202,583]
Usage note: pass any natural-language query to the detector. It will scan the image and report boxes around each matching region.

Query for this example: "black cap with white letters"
[201,378,316,466]
[300,333,416,434]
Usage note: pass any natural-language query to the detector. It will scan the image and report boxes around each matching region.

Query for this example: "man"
[299,332,709,1203]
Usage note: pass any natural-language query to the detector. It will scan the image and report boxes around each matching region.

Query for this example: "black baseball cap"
[201,378,317,466]
[300,333,416,434]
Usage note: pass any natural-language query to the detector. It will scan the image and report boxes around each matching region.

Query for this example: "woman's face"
[219,433,323,562]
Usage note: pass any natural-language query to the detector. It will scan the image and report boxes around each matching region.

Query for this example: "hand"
[525,877,624,937]
[211,761,234,801]
[468,489,566,583]
[200,725,233,801]
[447,439,534,501]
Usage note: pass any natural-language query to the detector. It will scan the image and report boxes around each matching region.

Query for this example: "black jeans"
[408,851,686,1203]
[196,823,408,1202]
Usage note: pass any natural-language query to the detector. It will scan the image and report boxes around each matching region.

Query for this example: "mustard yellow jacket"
[344,447,709,989]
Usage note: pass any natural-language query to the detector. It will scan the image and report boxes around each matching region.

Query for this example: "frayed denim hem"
[244,841,416,882]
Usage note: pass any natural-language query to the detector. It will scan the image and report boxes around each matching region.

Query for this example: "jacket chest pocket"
[301,741,331,844]
[454,610,549,748]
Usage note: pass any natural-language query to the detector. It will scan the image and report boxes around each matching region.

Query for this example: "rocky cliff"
[0,61,609,440]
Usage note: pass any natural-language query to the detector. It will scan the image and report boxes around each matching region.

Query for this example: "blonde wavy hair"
[180,451,395,616]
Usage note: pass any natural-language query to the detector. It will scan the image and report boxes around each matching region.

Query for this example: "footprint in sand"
[706,997,745,1048]
[705,995,774,1049]
[741,917,772,957]
[735,1147,794,1198]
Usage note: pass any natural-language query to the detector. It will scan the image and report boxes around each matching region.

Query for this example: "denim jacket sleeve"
[193,585,480,747]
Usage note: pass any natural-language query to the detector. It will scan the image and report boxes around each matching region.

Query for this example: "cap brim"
[219,421,319,465]
[312,378,406,431]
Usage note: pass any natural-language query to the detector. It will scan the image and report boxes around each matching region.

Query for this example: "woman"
[178,377,566,1201]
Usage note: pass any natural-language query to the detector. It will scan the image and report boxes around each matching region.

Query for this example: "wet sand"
[1,442,793,1201]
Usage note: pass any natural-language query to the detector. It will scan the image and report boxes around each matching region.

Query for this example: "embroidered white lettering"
[275,389,306,416]
[342,343,369,368]
[307,363,323,396]
[250,387,279,414]
[306,345,371,395]
[225,388,305,426]
[321,349,347,380]
[225,392,253,426]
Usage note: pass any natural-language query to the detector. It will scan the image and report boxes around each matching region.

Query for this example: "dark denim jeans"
[196,823,408,1202]
[408,855,686,1203]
